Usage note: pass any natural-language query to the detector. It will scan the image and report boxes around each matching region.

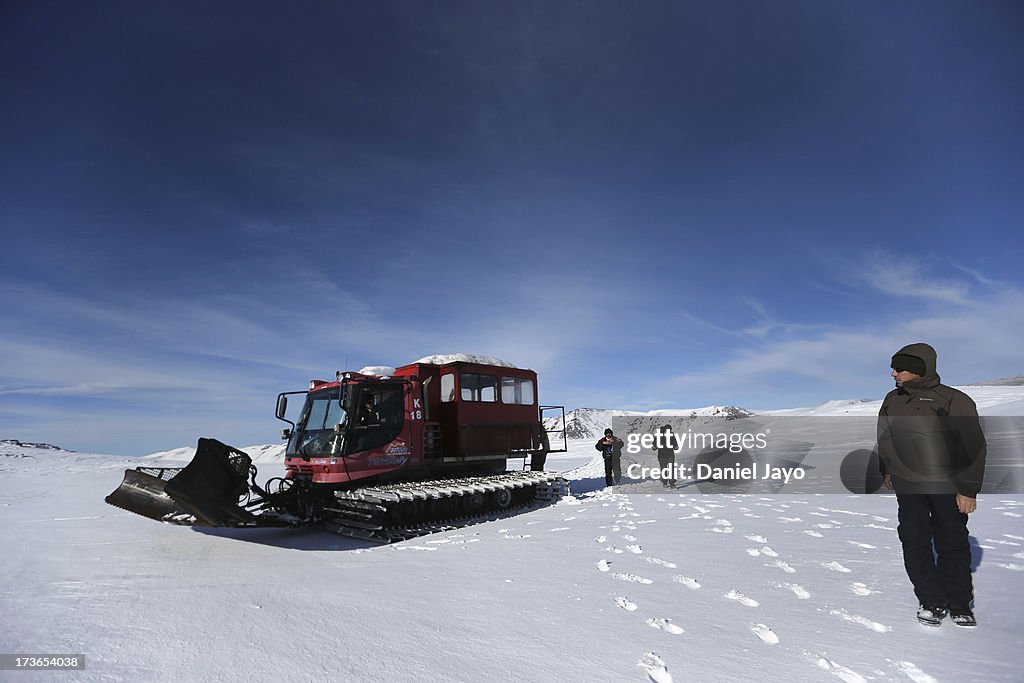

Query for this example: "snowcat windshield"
[292,388,347,457]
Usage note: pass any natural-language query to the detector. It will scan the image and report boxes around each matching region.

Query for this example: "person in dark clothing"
[654,424,679,487]
[595,428,624,486]
[877,342,986,627]
[357,395,380,427]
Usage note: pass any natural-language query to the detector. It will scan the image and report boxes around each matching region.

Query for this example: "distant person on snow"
[596,428,624,486]
[876,342,986,627]
[654,424,679,487]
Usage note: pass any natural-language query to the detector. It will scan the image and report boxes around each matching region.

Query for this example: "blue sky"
[2,1,1022,455]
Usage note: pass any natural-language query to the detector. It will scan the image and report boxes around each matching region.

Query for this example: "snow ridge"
[545,406,754,440]
[0,439,69,451]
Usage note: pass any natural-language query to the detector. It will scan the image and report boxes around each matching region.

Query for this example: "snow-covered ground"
[2,391,1023,682]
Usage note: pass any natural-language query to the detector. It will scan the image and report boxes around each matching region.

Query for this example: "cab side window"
[501,377,535,404]
[440,373,455,403]
[460,373,497,402]
[347,384,405,454]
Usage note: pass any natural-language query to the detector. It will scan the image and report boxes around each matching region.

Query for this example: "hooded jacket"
[595,435,624,459]
[877,343,987,497]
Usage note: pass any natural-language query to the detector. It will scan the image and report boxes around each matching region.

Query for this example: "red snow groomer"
[106,355,569,542]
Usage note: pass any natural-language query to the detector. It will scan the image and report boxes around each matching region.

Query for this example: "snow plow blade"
[106,438,258,527]
[161,438,258,527]
[105,467,188,522]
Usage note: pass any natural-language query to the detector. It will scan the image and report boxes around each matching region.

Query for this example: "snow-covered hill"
[0,438,70,451]
[971,375,1024,387]
[546,405,754,440]
[144,442,286,464]
[761,384,1024,417]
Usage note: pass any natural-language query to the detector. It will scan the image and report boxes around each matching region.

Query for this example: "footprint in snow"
[780,583,811,599]
[626,544,643,554]
[606,545,625,554]
[747,548,761,557]
[595,535,607,543]
[745,534,768,543]
[597,559,612,572]
[672,575,701,590]
[613,572,654,584]
[847,541,876,549]
[623,534,637,541]
[823,561,852,573]
[614,596,638,611]
[770,560,796,574]
[830,608,891,633]
[638,652,673,683]
[804,530,824,538]
[644,557,677,569]
[760,546,778,557]
[892,660,938,683]
[850,582,874,596]
[646,618,684,635]
[813,655,868,683]
[751,623,779,644]
[725,589,759,607]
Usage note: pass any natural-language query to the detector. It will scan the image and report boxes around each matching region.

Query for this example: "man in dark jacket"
[877,342,986,627]
[654,424,680,487]
[595,428,624,486]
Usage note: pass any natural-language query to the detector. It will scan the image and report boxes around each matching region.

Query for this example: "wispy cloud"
[845,251,973,305]
[665,258,1023,407]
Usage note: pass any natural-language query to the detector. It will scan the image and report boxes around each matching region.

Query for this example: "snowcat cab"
[105,356,568,542]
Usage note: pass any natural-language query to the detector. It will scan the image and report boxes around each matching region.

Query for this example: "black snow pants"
[657,453,676,486]
[604,455,621,486]
[895,493,974,611]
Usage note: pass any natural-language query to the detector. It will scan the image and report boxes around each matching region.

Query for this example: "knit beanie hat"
[891,353,926,377]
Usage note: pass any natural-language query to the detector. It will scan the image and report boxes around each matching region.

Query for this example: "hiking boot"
[916,604,947,626]
[950,609,977,627]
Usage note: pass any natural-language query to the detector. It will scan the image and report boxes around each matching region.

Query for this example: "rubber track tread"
[326,471,569,543]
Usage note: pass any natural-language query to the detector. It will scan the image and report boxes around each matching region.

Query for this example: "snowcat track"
[323,471,570,543]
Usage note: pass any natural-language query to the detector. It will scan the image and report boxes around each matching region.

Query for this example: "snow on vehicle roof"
[358,365,397,377]
[414,353,517,368]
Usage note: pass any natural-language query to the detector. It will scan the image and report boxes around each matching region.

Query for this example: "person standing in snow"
[876,342,986,627]
[654,424,679,487]
[596,428,624,486]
